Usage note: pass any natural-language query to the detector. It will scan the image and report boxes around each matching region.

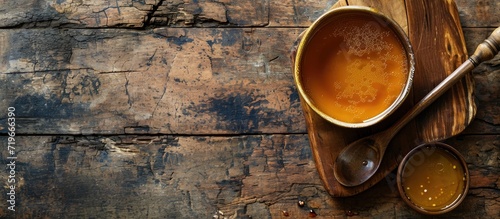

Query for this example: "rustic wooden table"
[0,0,498,218]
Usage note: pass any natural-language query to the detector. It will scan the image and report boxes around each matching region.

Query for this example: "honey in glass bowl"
[397,142,469,215]
[294,6,414,128]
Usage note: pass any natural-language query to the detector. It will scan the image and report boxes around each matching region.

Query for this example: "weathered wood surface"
[0,0,336,28]
[0,135,498,218]
[0,27,305,135]
[0,0,499,218]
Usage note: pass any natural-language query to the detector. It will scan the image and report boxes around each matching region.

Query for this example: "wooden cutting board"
[291,0,475,197]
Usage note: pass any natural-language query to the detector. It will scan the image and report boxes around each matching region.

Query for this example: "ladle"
[334,27,500,187]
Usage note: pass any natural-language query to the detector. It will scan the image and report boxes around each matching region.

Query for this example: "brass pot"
[294,6,415,128]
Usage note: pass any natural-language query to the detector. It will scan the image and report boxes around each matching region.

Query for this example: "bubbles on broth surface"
[302,16,409,123]
[333,22,393,57]
[334,58,387,105]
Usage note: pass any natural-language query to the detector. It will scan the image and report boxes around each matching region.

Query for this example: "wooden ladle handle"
[469,27,500,66]
[387,26,500,136]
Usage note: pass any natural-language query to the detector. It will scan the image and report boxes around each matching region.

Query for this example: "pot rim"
[293,5,415,128]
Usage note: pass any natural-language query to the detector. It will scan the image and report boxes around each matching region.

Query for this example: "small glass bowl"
[397,142,469,215]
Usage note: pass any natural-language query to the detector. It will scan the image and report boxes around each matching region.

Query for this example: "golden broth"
[401,147,466,211]
[301,14,409,123]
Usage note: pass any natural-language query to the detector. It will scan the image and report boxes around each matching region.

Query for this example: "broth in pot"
[301,14,409,123]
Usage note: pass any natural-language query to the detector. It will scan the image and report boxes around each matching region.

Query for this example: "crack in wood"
[143,0,165,28]
[151,76,168,119]
[124,73,133,109]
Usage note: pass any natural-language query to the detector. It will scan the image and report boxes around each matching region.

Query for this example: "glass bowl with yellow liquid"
[397,142,469,215]
[294,6,414,128]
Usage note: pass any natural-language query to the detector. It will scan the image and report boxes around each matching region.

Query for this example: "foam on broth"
[301,14,409,123]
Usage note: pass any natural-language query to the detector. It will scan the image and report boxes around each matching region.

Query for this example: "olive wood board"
[290,0,475,197]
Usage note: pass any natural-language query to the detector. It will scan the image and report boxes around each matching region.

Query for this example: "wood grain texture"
[405,0,475,140]
[0,135,497,218]
[454,0,500,27]
[1,0,498,28]
[0,0,337,28]
[462,28,500,135]
[0,28,304,135]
